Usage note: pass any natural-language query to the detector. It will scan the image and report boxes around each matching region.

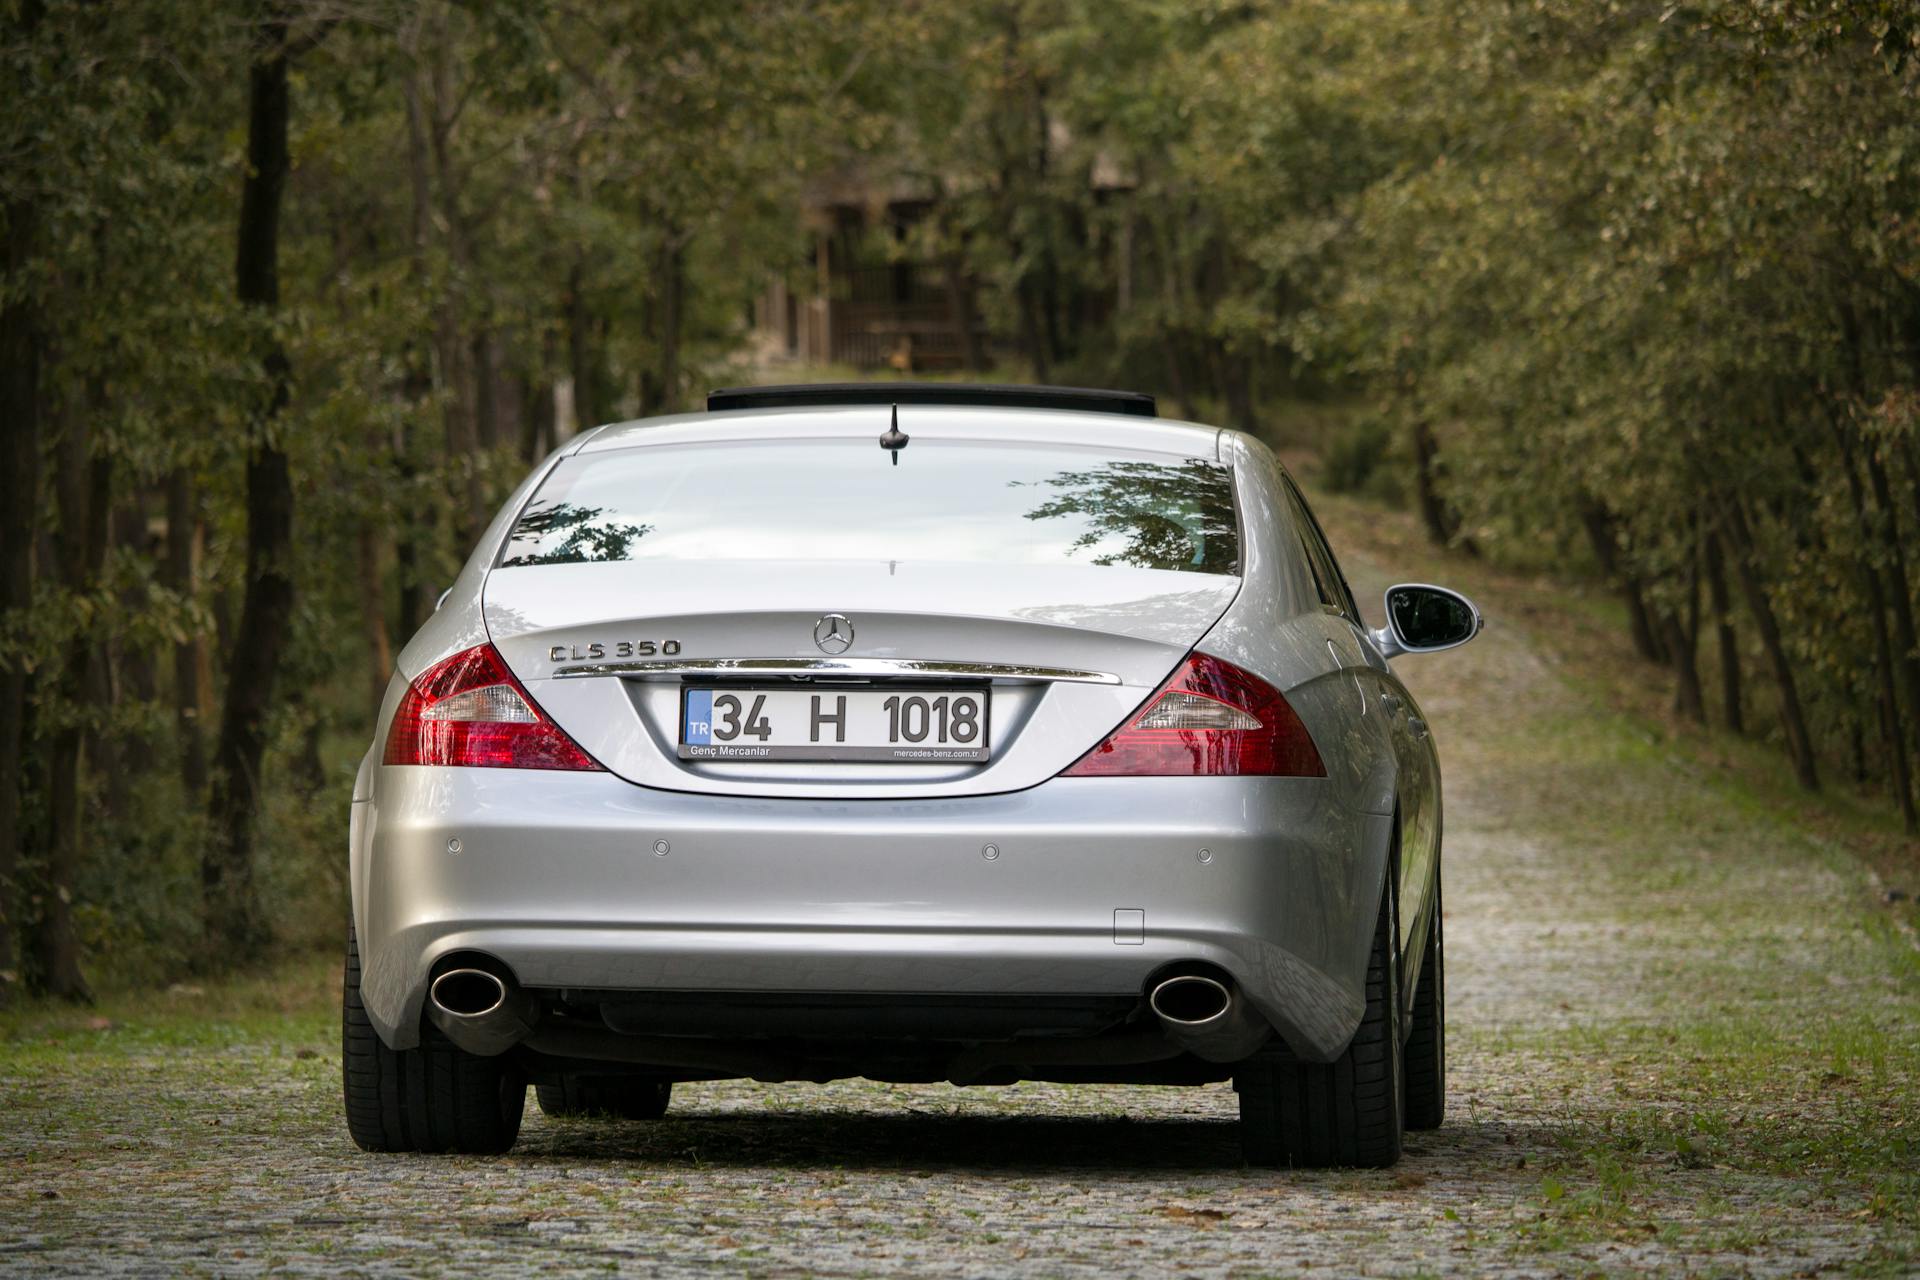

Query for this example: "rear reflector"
[1062,653,1324,777]
[384,643,603,771]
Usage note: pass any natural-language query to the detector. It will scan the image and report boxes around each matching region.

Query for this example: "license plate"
[678,686,991,763]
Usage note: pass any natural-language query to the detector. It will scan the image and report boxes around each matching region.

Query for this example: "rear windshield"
[497,440,1237,574]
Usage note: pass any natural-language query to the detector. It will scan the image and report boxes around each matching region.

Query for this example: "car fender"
[1201,435,1400,819]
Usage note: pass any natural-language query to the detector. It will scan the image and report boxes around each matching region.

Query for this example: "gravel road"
[4,547,1916,1277]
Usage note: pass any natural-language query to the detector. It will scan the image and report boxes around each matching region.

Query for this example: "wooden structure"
[754,190,987,372]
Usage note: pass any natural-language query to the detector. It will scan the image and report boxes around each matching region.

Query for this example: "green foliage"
[0,0,901,989]
[1320,415,1398,501]
[3,0,1917,991]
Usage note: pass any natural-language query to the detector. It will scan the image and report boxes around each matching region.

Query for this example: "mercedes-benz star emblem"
[813,614,854,655]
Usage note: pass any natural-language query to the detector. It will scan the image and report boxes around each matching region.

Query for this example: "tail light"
[1063,653,1324,777]
[384,643,603,771]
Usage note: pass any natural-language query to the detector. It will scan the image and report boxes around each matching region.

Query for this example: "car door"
[1280,477,1438,963]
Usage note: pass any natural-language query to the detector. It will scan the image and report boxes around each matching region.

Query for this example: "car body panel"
[1243,437,1444,966]
[352,766,1390,1063]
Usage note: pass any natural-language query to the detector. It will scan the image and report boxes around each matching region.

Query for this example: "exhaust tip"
[430,967,507,1019]
[1149,974,1232,1026]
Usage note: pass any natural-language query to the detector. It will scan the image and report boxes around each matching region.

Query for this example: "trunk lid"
[484,559,1238,799]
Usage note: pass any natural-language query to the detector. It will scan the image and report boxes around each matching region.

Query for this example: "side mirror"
[1370,583,1482,659]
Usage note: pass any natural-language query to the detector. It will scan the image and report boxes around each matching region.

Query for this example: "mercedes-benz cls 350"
[343,382,1481,1167]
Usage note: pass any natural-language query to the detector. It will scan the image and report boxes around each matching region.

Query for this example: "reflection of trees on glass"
[1015,459,1237,573]
[1389,588,1473,649]
[500,501,654,566]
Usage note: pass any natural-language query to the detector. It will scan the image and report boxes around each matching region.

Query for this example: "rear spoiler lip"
[706,382,1158,418]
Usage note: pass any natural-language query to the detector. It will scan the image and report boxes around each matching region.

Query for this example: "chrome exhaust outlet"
[1148,973,1271,1063]
[426,966,539,1057]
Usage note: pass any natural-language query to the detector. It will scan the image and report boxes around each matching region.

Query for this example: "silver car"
[343,383,1481,1168]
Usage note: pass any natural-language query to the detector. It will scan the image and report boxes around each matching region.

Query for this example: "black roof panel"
[706,382,1157,418]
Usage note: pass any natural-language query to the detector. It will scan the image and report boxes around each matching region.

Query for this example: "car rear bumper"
[350,768,1391,1063]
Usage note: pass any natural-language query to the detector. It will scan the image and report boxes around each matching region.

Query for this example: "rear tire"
[1235,878,1404,1168]
[342,923,526,1154]
[535,1076,673,1120]
[1403,872,1446,1130]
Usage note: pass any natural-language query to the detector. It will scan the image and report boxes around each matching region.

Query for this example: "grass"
[0,950,334,1059]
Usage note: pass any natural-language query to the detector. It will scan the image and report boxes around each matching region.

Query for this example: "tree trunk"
[943,253,987,372]
[111,500,157,710]
[1901,439,1920,541]
[1865,447,1920,785]
[106,498,156,821]
[166,469,209,799]
[1579,501,1667,665]
[1869,576,1918,832]
[1703,531,1743,735]
[392,472,426,638]
[96,500,147,825]
[205,18,300,961]
[1661,609,1705,724]
[472,326,498,449]
[1016,277,1051,384]
[1141,210,1194,418]
[1038,251,1066,370]
[1224,353,1257,435]
[521,325,556,463]
[566,260,597,431]
[427,29,480,543]
[0,20,45,999]
[1670,539,1705,722]
[637,278,659,416]
[396,27,437,635]
[441,305,478,546]
[89,645,129,824]
[1835,423,1916,831]
[657,233,683,413]
[1721,500,1819,791]
[1410,419,1478,553]
[356,525,391,724]
[38,421,109,1003]
[1013,237,1059,385]
[1410,419,1450,546]
[1159,333,1193,422]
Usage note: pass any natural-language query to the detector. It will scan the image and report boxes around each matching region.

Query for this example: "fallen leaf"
[1160,1205,1231,1222]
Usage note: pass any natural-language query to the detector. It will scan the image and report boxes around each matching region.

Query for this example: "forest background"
[4,0,1918,1000]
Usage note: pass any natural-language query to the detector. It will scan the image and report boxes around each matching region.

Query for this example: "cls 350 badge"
[546,640,682,662]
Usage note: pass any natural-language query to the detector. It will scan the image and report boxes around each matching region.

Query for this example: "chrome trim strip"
[550,658,1123,685]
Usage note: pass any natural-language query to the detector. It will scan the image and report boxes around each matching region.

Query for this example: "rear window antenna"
[880,402,909,464]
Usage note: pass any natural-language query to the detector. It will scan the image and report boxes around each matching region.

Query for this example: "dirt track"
[3,547,1916,1277]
